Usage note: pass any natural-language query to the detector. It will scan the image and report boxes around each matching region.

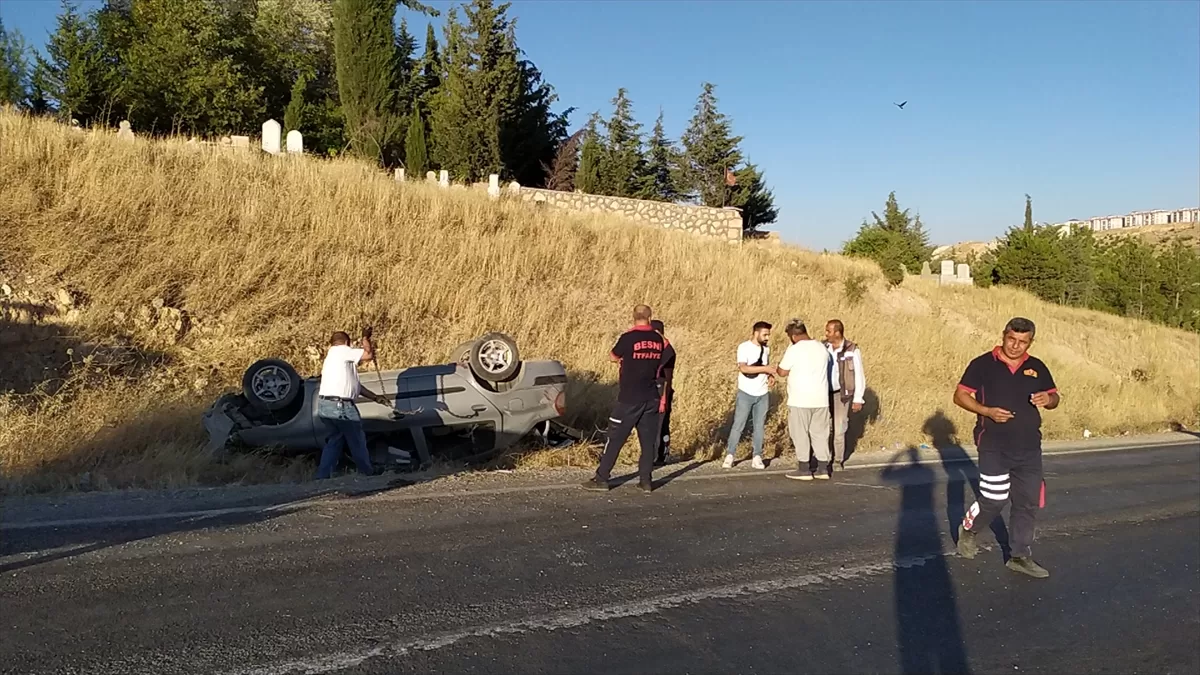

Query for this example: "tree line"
[0,0,776,229]
[844,192,1200,332]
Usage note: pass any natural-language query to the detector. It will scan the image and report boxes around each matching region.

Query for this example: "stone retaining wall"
[511,185,743,244]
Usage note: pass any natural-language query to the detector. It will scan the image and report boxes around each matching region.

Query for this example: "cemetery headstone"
[285,129,303,154]
[261,119,282,155]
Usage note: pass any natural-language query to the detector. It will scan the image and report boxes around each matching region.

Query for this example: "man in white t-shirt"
[776,319,834,481]
[723,321,775,469]
[315,330,390,479]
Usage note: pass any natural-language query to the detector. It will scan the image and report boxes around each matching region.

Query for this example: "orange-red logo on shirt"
[1023,368,1038,377]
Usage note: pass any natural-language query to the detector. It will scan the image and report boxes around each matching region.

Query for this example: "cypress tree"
[576,114,603,194]
[332,0,399,163]
[405,106,429,177]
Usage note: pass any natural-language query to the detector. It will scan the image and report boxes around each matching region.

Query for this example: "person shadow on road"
[924,410,1012,560]
[881,446,972,675]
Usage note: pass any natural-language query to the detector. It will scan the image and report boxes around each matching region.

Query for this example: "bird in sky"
[894,101,907,109]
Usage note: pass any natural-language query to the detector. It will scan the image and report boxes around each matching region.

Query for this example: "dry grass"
[2,110,1198,494]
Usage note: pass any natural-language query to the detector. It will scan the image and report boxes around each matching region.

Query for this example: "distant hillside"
[935,222,1200,263]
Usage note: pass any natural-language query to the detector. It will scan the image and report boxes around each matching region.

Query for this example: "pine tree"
[576,113,603,194]
[417,23,441,105]
[0,18,29,106]
[283,71,308,132]
[404,106,429,177]
[597,87,645,198]
[333,0,400,162]
[44,1,109,124]
[844,192,932,277]
[26,57,54,115]
[729,162,778,229]
[678,82,742,207]
[543,126,583,191]
[638,109,680,202]
[430,0,566,183]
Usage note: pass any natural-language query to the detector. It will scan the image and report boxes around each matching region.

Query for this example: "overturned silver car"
[203,333,578,470]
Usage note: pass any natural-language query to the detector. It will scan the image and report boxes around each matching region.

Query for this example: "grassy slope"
[2,111,1197,493]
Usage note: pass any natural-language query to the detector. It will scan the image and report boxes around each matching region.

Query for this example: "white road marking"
[2,439,1195,532]
[225,551,946,675]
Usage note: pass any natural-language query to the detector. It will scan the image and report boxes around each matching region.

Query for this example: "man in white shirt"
[315,330,390,479]
[824,319,866,470]
[776,319,834,481]
[723,321,775,469]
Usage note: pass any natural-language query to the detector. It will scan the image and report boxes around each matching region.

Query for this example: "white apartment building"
[1053,207,1199,232]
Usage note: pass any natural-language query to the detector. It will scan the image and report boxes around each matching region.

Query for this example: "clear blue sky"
[4,0,1199,251]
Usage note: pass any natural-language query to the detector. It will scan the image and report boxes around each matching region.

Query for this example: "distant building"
[1053,207,1199,233]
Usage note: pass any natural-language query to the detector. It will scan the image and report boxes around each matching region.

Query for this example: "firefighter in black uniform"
[954,317,1060,578]
[651,319,676,466]
[582,304,666,493]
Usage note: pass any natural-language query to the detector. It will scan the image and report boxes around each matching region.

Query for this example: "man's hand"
[986,407,1015,423]
[1030,390,1058,408]
[851,402,863,413]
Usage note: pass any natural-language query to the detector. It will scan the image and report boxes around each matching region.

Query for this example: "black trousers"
[963,448,1043,558]
[594,399,661,483]
[655,390,674,462]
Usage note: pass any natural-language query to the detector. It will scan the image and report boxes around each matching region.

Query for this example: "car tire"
[450,339,478,366]
[241,358,302,412]
[468,332,520,383]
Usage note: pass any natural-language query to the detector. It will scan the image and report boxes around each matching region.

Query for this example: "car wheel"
[241,358,302,412]
[468,332,520,382]
[450,339,478,366]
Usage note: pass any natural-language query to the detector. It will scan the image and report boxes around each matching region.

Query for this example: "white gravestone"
[439,170,449,188]
[488,174,500,199]
[117,120,134,141]
[285,129,303,154]
[394,168,405,182]
[261,119,281,155]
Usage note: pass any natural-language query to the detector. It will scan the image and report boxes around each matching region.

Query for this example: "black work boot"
[1006,556,1050,579]
[957,524,978,559]
[580,477,610,492]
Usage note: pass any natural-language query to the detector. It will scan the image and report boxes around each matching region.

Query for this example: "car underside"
[202,333,581,471]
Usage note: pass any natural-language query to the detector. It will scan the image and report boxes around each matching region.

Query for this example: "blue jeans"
[316,398,373,479]
[726,390,769,458]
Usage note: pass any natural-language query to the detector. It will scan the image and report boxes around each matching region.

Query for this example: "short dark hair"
[752,321,772,332]
[1004,317,1036,337]
[650,319,665,333]
[785,319,807,337]
[330,331,350,345]
[826,319,844,336]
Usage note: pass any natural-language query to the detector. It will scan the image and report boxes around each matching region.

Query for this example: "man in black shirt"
[582,305,666,493]
[953,317,1060,578]
[651,319,676,466]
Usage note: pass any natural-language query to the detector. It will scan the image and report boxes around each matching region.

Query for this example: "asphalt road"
[2,441,1198,675]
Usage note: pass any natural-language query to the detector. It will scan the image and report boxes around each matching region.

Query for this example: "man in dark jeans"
[651,319,676,466]
[582,304,666,493]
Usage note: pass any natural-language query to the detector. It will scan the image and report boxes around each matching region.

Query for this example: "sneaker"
[957,524,978,559]
[1006,556,1050,579]
[722,455,735,469]
[751,456,766,470]
[786,471,814,481]
[580,478,610,492]
[639,480,653,493]
[815,463,832,480]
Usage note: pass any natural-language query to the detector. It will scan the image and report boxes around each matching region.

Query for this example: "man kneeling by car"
[316,330,389,479]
